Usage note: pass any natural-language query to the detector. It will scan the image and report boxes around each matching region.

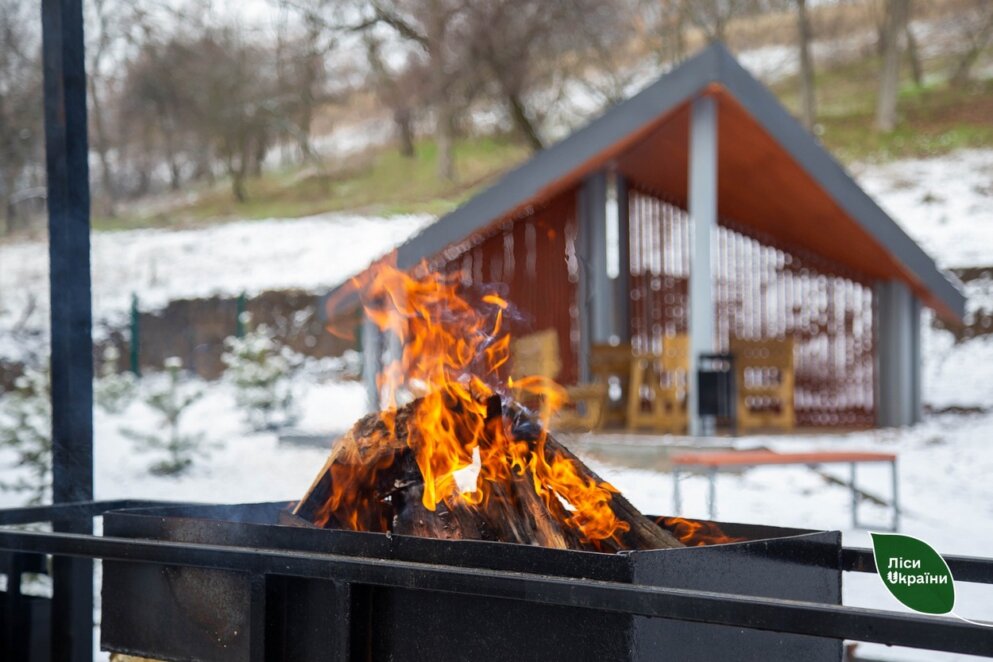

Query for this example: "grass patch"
[94,135,530,231]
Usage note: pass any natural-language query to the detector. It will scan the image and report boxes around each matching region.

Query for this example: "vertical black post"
[41,1,94,661]
[130,293,140,376]
[236,291,247,338]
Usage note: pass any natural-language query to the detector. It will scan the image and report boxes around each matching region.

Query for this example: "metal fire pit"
[101,502,841,661]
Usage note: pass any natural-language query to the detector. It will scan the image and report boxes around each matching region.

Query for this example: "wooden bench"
[627,335,689,434]
[730,336,796,432]
[510,329,608,431]
[670,450,899,531]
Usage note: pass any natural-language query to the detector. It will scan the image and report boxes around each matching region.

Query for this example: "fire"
[657,517,745,546]
[321,257,629,546]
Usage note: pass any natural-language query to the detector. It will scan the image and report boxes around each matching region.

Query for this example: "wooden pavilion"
[342,43,965,434]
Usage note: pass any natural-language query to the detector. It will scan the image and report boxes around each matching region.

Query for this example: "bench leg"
[891,459,900,532]
[850,462,858,529]
[707,466,717,520]
[672,468,682,515]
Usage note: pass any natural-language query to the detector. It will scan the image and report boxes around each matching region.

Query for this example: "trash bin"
[697,353,736,435]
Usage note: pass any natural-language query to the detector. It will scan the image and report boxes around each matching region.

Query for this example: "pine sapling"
[0,365,51,504]
[95,344,137,414]
[123,357,208,476]
[222,322,299,430]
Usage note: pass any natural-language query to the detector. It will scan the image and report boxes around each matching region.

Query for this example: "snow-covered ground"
[0,212,432,361]
[856,149,993,271]
[582,412,993,662]
[1,147,992,659]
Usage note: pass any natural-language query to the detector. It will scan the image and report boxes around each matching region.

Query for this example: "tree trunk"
[297,19,324,165]
[674,6,687,61]
[136,166,151,197]
[252,131,268,178]
[435,100,455,182]
[87,73,116,217]
[229,151,248,203]
[394,107,416,158]
[506,90,544,152]
[3,193,15,236]
[161,118,182,191]
[796,0,817,130]
[169,160,182,192]
[231,171,247,203]
[950,10,993,87]
[298,105,315,163]
[192,149,214,184]
[875,0,910,132]
[905,23,922,87]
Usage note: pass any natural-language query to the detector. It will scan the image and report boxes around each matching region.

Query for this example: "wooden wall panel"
[628,187,876,428]
[434,189,581,384]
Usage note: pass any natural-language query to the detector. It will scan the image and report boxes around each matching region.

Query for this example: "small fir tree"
[122,357,207,476]
[94,345,137,414]
[222,322,299,431]
[0,365,51,504]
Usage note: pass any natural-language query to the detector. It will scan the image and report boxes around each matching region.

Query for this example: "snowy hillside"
[0,212,432,361]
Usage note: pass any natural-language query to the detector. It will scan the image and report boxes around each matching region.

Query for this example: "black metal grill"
[100,502,842,661]
[2,500,993,661]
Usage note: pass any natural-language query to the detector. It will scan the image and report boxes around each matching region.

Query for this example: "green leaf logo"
[871,532,955,615]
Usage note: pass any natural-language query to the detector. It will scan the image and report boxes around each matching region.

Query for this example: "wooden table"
[669,450,899,530]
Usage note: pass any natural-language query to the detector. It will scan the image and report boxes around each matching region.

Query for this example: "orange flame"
[322,257,629,546]
[656,516,745,546]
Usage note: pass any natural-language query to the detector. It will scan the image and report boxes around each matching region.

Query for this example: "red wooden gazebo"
[343,43,965,433]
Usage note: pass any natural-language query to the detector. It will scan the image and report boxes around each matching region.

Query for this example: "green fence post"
[236,291,247,338]
[130,293,141,377]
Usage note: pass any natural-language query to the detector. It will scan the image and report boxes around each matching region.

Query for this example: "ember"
[294,259,685,552]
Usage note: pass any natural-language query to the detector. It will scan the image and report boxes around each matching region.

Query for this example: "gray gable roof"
[383,42,965,321]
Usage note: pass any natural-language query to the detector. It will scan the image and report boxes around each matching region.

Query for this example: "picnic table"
[670,450,899,531]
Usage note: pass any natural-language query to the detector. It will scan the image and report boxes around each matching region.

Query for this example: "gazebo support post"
[612,172,632,344]
[578,171,604,381]
[41,0,94,659]
[688,94,718,437]
[579,169,631,382]
[361,317,382,410]
[875,280,922,427]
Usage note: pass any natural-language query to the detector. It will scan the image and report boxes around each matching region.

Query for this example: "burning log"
[293,397,683,552]
[539,432,683,551]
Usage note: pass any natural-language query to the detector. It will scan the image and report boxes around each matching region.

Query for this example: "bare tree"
[948,1,993,88]
[117,24,285,202]
[0,0,44,234]
[364,35,423,158]
[905,21,922,87]
[685,0,748,44]
[462,0,568,152]
[563,0,645,108]
[85,0,130,217]
[357,1,470,181]
[796,0,816,129]
[193,30,279,201]
[118,40,196,192]
[875,0,910,132]
[639,0,692,66]
[275,0,336,164]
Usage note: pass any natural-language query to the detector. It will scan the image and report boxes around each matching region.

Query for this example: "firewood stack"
[293,396,684,552]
